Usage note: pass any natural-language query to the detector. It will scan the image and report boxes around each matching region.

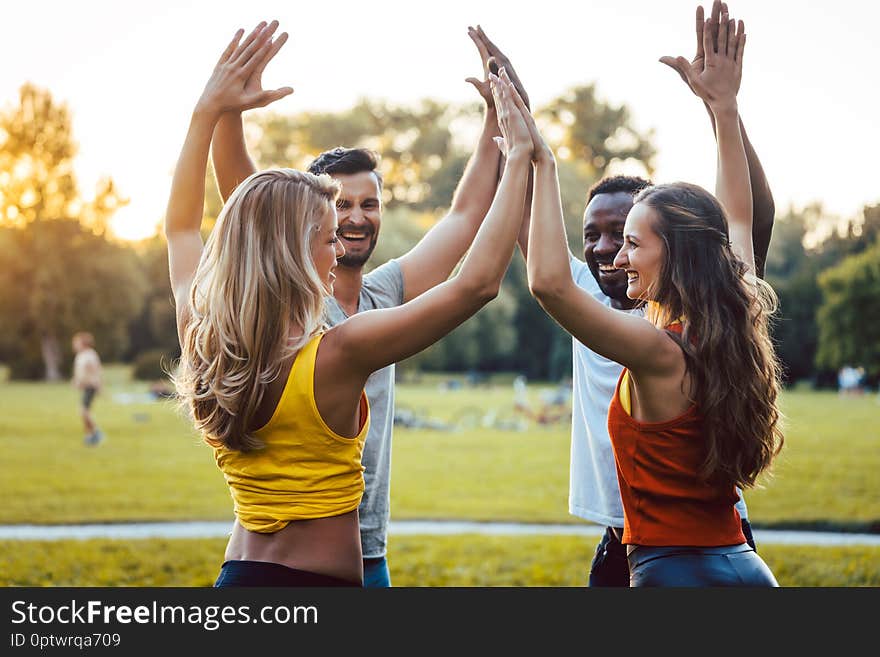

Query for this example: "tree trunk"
[41,334,62,381]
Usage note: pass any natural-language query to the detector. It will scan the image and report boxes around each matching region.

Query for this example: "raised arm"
[698,14,754,274]
[324,71,531,383]
[395,26,529,302]
[521,86,679,374]
[660,1,771,274]
[211,20,290,203]
[165,22,292,341]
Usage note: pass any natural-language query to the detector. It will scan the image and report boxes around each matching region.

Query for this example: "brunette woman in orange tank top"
[521,7,782,586]
[165,22,535,586]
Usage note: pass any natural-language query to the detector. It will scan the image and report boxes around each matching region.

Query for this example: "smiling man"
[209,21,528,587]
[511,1,777,586]
[571,2,777,586]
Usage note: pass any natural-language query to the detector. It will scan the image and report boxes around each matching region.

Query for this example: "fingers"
[489,72,508,113]
[726,17,737,58]
[665,55,695,90]
[467,26,491,72]
[217,29,244,67]
[465,76,493,104]
[499,68,544,158]
[257,86,294,108]
[500,68,527,113]
[235,20,278,71]
[476,24,502,58]
[230,21,267,63]
[710,0,722,52]
[659,55,689,85]
[718,11,729,56]
[504,73,536,135]
[252,31,289,79]
[241,86,294,111]
[695,5,705,59]
[735,21,746,64]
[703,18,715,64]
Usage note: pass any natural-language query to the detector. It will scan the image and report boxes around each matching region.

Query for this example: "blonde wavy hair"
[173,168,341,452]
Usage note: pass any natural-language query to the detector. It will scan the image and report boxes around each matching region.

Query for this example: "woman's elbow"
[458,277,500,306]
[527,275,566,302]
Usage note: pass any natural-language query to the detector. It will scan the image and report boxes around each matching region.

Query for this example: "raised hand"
[664,7,745,113]
[466,25,531,110]
[490,69,533,160]
[496,68,553,165]
[242,20,291,110]
[660,2,744,99]
[661,2,713,95]
[196,21,293,117]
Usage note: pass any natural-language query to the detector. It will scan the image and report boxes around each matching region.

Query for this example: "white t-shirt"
[568,255,748,527]
[73,348,102,390]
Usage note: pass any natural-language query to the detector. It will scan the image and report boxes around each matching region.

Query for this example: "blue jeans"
[363,556,391,588]
[588,519,757,587]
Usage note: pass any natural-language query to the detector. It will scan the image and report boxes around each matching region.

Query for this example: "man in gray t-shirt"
[323,258,404,573]
[210,27,530,585]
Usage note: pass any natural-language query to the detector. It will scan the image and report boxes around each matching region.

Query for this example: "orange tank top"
[606,324,745,547]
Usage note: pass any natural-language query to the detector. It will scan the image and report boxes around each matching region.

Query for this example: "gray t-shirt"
[324,259,405,558]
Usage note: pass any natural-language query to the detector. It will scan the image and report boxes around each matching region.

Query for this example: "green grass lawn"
[1,536,876,587]
[0,367,878,529]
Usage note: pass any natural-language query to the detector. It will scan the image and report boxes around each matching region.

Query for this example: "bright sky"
[2,0,878,241]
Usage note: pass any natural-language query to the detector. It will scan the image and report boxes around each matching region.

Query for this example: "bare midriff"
[223,509,362,584]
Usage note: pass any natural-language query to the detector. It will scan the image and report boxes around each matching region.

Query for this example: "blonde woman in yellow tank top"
[164,21,535,586]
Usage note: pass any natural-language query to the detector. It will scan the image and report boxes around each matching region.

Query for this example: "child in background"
[72,331,104,446]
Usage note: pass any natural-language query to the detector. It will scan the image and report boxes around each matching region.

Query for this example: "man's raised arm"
[661,1,775,277]
[211,20,289,203]
[396,26,529,302]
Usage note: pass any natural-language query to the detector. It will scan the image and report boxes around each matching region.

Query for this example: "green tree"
[124,235,180,365]
[0,220,145,379]
[251,98,465,211]
[815,241,880,377]
[765,203,880,385]
[0,84,137,379]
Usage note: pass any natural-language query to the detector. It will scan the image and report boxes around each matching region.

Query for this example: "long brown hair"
[634,182,784,489]
[173,169,340,452]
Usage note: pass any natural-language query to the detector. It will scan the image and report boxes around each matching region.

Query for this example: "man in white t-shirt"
[517,2,777,585]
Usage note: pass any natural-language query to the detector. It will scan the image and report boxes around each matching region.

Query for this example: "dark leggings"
[588,519,759,587]
[627,543,778,587]
[214,560,361,587]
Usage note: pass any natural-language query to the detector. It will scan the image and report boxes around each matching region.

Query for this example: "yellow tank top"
[213,332,370,532]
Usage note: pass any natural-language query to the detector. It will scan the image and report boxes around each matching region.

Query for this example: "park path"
[1,520,879,546]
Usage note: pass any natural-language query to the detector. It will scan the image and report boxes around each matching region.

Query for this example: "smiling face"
[583,191,636,307]
[310,206,345,294]
[613,201,665,301]
[331,171,382,269]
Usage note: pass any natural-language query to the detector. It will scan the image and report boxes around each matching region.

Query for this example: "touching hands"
[195,21,293,118]
[467,25,531,111]
[491,69,553,164]
[490,69,533,160]
[660,2,745,113]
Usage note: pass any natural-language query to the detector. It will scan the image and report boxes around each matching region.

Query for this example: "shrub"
[132,349,173,381]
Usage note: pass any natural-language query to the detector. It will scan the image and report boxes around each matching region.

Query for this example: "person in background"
[72,331,104,446]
